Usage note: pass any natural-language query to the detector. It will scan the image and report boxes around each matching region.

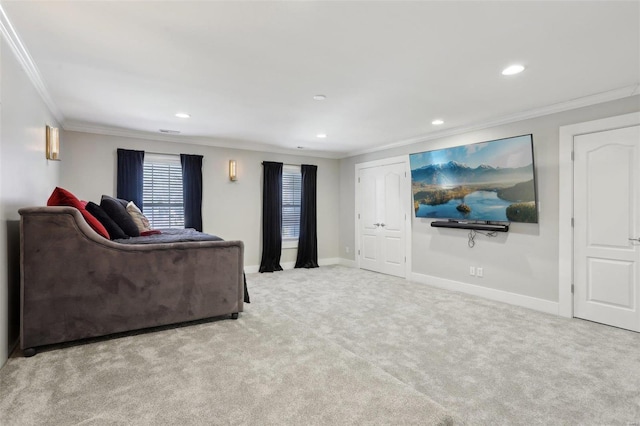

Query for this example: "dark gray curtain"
[295,164,319,269]
[117,148,144,208]
[259,161,283,273]
[180,154,204,232]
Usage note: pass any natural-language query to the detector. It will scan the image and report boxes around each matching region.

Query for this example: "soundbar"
[430,220,509,232]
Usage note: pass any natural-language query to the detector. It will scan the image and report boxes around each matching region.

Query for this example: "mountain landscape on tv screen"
[411,160,534,186]
[411,160,538,223]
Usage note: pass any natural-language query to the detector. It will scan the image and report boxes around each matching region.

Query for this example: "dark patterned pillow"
[100,195,140,237]
[86,202,129,240]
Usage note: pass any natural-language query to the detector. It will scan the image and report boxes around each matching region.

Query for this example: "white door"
[573,125,640,331]
[358,162,407,277]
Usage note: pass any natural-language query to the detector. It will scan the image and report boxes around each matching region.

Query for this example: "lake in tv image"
[415,190,512,221]
[409,135,538,223]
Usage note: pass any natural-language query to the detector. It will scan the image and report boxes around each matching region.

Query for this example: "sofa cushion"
[86,202,129,240]
[47,187,110,239]
[126,201,152,233]
[100,195,140,237]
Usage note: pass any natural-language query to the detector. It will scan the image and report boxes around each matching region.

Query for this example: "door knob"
[373,223,380,227]
[380,223,386,227]
[630,237,640,242]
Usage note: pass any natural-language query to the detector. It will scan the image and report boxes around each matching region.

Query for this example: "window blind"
[143,154,184,229]
[282,165,301,240]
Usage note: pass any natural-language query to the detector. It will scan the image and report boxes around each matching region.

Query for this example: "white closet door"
[358,162,407,277]
[573,125,640,331]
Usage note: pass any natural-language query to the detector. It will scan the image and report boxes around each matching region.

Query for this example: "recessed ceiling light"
[159,129,181,134]
[501,64,525,76]
[175,112,190,118]
[316,133,327,138]
[431,119,444,125]
[313,95,327,101]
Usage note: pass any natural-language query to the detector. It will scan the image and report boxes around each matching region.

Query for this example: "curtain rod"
[261,162,305,166]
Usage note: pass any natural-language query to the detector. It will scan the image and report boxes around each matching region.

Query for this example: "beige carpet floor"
[1,265,639,425]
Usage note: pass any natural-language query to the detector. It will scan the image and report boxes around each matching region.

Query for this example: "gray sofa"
[19,206,244,356]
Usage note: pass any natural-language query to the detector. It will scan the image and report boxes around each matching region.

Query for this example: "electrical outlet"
[469,266,475,276]
[477,267,484,278]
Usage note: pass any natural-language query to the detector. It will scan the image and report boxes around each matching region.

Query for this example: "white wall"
[60,131,340,269]
[0,38,61,367]
[340,95,640,306]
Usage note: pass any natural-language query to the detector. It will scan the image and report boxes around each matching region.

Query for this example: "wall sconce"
[229,160,237,181]
[46,125,60,160]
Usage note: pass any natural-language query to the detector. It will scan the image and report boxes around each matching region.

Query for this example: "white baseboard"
[338,258,357,268]
[245,257,342,274]
[410,272,559,315]
[319,257,341,267]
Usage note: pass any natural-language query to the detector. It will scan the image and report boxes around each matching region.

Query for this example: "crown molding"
[63,122,344,159]
[0,5,64,124]
[64,83,638,161]
[344,85,640,158]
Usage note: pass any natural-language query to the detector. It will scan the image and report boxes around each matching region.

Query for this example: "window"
[143,153,184,228]
[282,165,301,244]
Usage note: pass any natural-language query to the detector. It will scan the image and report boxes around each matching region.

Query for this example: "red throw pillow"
[47,186,84,210]
[47,187,110,239]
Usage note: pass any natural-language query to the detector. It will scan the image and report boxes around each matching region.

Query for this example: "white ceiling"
[2,1,639,158]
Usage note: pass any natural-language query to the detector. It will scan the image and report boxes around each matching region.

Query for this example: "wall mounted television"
[409,134,538,224]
